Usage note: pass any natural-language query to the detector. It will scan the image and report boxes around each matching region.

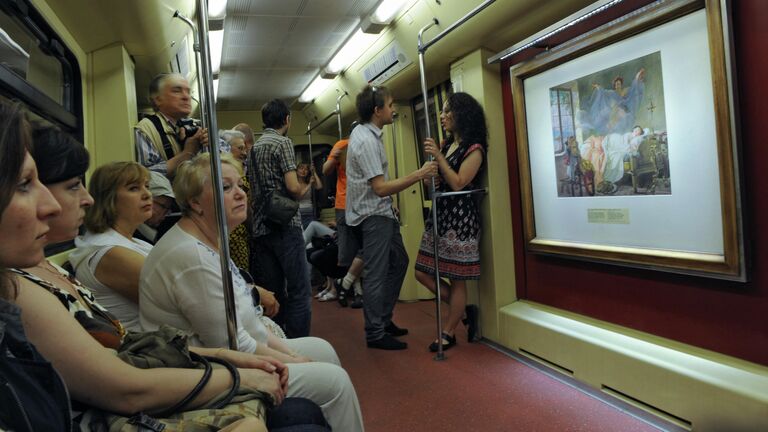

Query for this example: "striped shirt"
[345,122,395,226]
[248,128,301,236]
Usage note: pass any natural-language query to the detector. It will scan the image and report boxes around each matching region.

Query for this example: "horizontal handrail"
[433,188,488,199]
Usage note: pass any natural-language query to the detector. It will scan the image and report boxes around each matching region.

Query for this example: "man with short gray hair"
[134,73,208,177]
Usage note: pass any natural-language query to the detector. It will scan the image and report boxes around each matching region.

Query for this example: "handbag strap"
[153,352,212,418]
[150,352,240,418]
[206,356,240,409]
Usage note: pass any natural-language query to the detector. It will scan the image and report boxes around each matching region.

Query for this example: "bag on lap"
[80,325,271,432]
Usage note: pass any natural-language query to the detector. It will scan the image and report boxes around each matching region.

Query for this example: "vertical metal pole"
[173,11,208,130]
[418,18,446,361]
[335,91,348,140]
[391,112,401,217]
[188,1,239,350]
[306,121,315,213]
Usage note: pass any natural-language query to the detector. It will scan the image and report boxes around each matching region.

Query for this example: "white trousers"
[284,337,364,432]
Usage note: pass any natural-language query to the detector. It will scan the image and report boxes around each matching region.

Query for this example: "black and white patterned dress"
[415,142,484,280]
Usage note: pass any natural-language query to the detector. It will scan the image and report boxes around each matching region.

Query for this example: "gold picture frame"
[510,0,745,280]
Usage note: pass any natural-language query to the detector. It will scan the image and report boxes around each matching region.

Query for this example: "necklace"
[33,261,76,288]
[186,217,220,252]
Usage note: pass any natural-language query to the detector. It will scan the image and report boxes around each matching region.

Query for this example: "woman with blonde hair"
[141,153,364,431]
[68,161,154,330]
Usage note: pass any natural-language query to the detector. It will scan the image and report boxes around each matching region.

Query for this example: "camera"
[177,118,200,140]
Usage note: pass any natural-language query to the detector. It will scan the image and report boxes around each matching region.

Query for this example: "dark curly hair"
[443,92,488,152]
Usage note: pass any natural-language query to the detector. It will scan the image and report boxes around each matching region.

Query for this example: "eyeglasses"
[153,199,173,212]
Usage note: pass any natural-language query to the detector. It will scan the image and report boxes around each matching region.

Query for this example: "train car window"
[1,0,83,256]
[0,0,82,138]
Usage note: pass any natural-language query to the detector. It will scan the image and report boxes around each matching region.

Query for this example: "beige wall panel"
[89,43,137,166]
[448,48,516,341]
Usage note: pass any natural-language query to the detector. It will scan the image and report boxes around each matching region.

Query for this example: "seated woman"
[140,153,364,432]
[303,220,342,302]
[67,161,153,330]
[0,101,70,431]
[0,106,275,431]
[220,129,251,271]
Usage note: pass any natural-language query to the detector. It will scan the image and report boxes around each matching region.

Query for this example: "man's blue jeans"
[251,226,312,338]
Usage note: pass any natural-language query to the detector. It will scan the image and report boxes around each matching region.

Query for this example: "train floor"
[311,297,669,432]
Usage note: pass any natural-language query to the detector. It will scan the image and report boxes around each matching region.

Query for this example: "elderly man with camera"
[134,73,208,178]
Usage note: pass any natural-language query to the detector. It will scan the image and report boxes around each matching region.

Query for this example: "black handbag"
[0,307,72,432]
[264,189,299,226]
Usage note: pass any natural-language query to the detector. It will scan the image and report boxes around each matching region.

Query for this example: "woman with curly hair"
[415,92,487,352]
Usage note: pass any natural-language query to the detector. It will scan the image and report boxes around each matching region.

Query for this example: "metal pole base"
[434,352,447,361]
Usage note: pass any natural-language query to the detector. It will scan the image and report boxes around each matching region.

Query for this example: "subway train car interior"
[1,0,767,430]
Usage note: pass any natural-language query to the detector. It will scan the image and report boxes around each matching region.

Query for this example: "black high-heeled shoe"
[462,305,479,342]
[428,332,456,352]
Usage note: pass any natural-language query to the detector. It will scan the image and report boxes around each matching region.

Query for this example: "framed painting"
[511,0,746,280]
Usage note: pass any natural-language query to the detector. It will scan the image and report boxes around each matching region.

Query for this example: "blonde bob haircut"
[173,152,243,216]
[84,161,150,233]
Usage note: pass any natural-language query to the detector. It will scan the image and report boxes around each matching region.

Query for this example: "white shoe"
[315,287,330,299]
[319,290,338,302]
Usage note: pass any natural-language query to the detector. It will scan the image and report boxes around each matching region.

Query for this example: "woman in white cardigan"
[140,153,364,432]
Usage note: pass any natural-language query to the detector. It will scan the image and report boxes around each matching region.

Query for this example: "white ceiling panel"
[219,0,382,110]
[302,0,376,17]
[239,16,297,45]
[247,0,308,16]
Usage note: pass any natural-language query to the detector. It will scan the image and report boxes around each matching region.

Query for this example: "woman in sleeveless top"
[415,92,488,352]
[0,101,71,432]
[297,162,323,229]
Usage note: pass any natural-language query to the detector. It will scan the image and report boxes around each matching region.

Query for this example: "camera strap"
[147,114,176,160]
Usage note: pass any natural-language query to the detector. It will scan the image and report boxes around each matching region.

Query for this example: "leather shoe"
[350,295,363,309]
[385,322,408,337]
[367,334,407,350]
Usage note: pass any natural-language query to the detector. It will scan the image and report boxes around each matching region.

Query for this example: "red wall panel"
[501,0,768,365]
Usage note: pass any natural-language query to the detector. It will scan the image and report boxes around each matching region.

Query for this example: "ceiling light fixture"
[299,74,333,103]
[213,78,219,101]
[208,0,227,19]
[209,30,224,74]
[361,0,409,34]
[373,0,408,23]
[324,29,377,76]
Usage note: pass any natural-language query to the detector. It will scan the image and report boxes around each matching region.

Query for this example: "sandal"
[319,290,338,302]
[428,332,456,352]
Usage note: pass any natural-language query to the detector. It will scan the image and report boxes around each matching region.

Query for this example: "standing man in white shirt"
[345,85,437,350]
